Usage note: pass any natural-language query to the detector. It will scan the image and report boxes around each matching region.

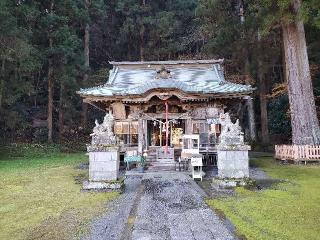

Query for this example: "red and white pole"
[165,100,169,154]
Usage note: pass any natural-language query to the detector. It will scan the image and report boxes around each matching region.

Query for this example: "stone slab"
[82,180,123,191]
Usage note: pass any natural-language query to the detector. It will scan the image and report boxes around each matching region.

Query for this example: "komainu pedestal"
[83,113,122,190]
[216,113,251,179]
[87,146,120,181]
[216,145,251,179]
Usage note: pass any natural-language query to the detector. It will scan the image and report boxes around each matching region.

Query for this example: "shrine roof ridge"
[109,59,224,66]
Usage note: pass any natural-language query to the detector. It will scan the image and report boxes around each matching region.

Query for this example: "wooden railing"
[275,145,320,163]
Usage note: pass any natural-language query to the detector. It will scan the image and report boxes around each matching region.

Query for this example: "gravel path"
[83,176,142,240]
[83,172,236,240]
[131,172,236,240]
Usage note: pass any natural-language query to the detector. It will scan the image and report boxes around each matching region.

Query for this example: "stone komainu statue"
[90,113,116,145]
[219,113,244,145]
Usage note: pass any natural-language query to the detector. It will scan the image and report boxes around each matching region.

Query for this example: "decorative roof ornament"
[155,66,171,79]
[90,113,116,145]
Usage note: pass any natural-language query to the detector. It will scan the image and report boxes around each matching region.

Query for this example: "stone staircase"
[145,147,176,171]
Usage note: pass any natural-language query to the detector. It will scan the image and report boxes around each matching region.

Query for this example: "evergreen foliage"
[0,0,319,145]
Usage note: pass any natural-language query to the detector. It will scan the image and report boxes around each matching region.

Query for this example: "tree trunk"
[47,37,54,143]
[127,41,131,60]
[140,24,145,61]
[81,0,90,128]
[244,59,257,142]
[258,64,269,144]
[47,0,54,143]
[257,31,269,145]
[81,24,89,128]
[139,0,146,61]
[0,59,5,112]
[246,97,257,142]
[59,81,64,139]
[239,0,256,142]
[281,0,320,145]
[237,100,244,124]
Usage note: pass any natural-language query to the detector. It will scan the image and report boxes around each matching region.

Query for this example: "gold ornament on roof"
[155,66,171,79]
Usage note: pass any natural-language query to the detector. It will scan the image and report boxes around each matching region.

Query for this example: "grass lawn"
[0,144,118,240]
[207,157,320,240]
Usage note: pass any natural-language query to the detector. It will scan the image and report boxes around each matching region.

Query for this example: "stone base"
[82,180,123,191]
[212,178,247,189]
[217,144,250,179]
[88,147,120,181]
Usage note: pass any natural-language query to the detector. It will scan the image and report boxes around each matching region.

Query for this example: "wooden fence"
[275,145,320,163]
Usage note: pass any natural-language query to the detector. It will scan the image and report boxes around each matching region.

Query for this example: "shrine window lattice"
[192,121,221,147]
[114,121,138,146]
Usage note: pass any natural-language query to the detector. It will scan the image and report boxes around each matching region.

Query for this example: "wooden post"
[170,122,173,147]
[159,121,162,147]
[144,119,148,150]
[138,118,144,154]
[294,145,299,162]
[186,117,192,134]
[306,145,309,160]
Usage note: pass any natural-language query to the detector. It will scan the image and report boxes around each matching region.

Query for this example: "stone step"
[148,161,175,165]
[147,166,175,171]
[150,164,175,168]
[154,159,174,162]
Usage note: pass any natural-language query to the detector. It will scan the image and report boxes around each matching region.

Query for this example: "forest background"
[1,0,319,149]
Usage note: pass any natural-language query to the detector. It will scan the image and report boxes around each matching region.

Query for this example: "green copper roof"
[79,60,253,97]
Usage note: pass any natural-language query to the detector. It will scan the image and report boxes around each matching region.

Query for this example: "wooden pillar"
[170,122,173,147]
[185,117,193,134]
[144,119,148,150]
[165,100,169,153]
[160,121,162,146]
[138,118,144,154]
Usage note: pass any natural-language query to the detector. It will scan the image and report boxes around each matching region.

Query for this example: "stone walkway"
[83,172,236,240]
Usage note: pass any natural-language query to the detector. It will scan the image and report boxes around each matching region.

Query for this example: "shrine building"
[78,60,253,166]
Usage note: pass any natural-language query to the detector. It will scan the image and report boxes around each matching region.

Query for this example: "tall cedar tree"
[259,0,320,144]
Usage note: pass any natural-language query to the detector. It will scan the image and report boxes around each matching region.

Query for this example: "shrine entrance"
[147,119,186,147]
[143,96,188,150]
